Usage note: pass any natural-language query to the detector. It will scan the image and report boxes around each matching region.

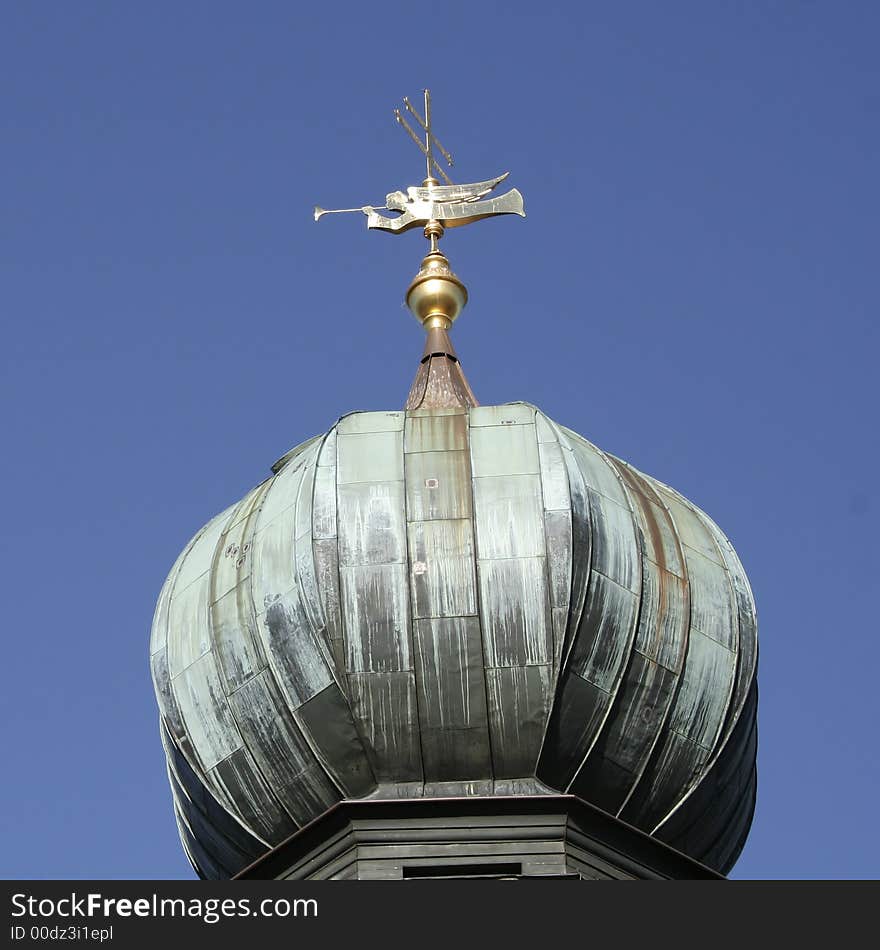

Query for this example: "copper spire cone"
[405,325,478,410]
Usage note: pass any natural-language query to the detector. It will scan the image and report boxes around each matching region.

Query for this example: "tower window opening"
[402,862,523,879]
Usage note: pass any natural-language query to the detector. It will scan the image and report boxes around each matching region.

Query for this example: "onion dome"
[151,90,757,879]
[150,399,757,878]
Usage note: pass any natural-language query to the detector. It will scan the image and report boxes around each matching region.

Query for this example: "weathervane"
[314,89,525,251]
[314,90,525,410]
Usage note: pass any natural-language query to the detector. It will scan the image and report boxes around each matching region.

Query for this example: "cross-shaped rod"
[394,89,454,185]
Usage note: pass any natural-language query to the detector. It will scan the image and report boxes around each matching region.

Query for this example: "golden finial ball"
[406,251,468,330]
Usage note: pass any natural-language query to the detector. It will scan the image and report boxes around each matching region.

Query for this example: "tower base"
[234,795,722,880]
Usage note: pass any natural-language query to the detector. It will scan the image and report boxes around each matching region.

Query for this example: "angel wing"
[405,172,510,205]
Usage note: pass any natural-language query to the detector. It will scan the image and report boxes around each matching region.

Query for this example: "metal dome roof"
[150,402,757,878]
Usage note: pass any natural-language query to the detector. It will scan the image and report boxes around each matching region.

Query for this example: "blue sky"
[1,2,877,879]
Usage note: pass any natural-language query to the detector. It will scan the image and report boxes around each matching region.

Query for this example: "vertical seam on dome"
[466,406,498,787]
[206,482,300,836]
[532,419,595,792]
[210,482,272,692]
[238,442,346,817]
[553,424,595,671]
[330,425,384,791]
[649,487,751,836]
[166,510,244,777]
[214,476,307,831]
[531,409,572,778]
[400,415,428,795]
[648,503,738,834]
[241,465,305,820]
[282,441,358,798]
[562,442,644,794]
[617,482,699,827]
[312,426,378,793]
[612,461,691,818]
[308,428,348,695]
[156,515,251,876]
[701,520,758,747]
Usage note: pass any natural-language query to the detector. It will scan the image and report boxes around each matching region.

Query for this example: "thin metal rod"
[403,96,454,166]
[393,110,454,184]
[395,110,428,157]
[424,89,432,182]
